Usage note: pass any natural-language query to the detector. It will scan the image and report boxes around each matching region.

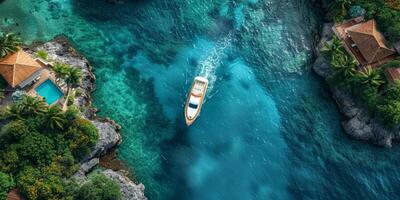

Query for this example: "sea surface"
[1,0,400,199]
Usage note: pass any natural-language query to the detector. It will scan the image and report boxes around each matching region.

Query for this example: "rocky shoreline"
[313,24,400,147]
[26,36,147,200]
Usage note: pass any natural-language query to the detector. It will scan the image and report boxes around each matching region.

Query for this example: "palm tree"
[0,32,22,58]
[321,36,343,58]
[330,52,357,78]
[18,96,47,117]
[356,66,385,88]
[53,62,70,79]
[45,105,66,130]
[5,104,24,120]
[65,67,82,90]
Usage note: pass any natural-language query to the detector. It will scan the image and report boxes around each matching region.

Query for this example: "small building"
[333,19,397,68]
[0,50,42,89]
[385,67,400,83]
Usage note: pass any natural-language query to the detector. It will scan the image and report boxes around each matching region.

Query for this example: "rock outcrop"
[313,23,400,147]
[86,120,121,160]
[102,170,147,200]
[27,37,147,198]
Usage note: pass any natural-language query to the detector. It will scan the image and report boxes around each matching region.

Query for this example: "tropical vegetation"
[326,0,400,42]
[0,95,120,200]
[0,31,121,200]
[75,173,121,200]
[0,172,15,199]
[54,62,83,92]
[36,50,48,60]
[324,37,400,128]
[0,32,22,58]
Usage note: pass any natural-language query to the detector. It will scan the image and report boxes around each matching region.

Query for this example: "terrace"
[0,50,66,106]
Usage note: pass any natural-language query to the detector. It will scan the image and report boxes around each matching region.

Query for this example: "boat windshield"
[189,103,198,109]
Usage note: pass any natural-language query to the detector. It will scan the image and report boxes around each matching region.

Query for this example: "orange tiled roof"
[347,19,396,64]
[0,50,41,88]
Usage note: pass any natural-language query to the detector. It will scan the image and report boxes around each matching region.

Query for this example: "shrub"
[75,174,121,200]
[16,167,73,200]
[377,83,400,127]
[0,120,30,146]
[36,50,48,60]
[11,90,26,102]
[0,172,15,200]
[17,132,55,168]
[349,5,366,18]
[66,118,99,160]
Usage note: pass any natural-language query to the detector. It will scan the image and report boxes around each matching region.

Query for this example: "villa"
[0,49,42,89]
[333,18,398,68]
[0,49,64,105]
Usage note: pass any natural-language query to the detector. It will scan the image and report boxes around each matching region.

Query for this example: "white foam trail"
[197,33,233,97]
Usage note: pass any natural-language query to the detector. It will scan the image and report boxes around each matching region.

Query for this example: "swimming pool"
[35,79,64,104]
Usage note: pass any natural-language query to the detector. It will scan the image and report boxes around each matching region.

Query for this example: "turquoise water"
[35,79,64,104]
[2,0,400,199]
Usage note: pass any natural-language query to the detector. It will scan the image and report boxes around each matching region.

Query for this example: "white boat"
[185,76,208,126]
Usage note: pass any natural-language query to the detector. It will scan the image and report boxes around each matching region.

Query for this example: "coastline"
[313,24,400,147]
[26,36,147,199]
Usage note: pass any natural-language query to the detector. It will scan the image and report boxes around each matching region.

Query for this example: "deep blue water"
[2,0,400,199]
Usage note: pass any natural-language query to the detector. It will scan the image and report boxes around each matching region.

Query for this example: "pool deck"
[26,65,67,105]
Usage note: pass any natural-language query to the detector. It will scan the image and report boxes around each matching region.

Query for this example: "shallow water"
[2,0,400,199]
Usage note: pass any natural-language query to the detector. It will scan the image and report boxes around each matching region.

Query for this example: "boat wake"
[197,33,233,98]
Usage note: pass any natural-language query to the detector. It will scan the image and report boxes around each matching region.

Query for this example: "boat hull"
[185,76,208,126]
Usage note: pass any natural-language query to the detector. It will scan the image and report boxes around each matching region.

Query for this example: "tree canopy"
[75,173,121,200]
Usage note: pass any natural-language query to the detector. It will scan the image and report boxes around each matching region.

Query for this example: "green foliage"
[5,96,47,120]
[329,50,357,82]
[75,174,121,200]
[17,132,55,167]
[377,83,400,127]
[0,32,22,58]
[16,166,74,200]
[53,63,71,78]
[349,5,366,18]
[0,95,99,199]
[0,172,15,200]
[11,90,27,102]
[327,0,355,22]
[65,67,82,88]
[53,63,83,89]
[355,85,379,111]
[66,118,99,160]
[355,66,385,88]
[321,36,344,60]
[45,105,66,130]
[36,50,48,60]
[326,0,400,42]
